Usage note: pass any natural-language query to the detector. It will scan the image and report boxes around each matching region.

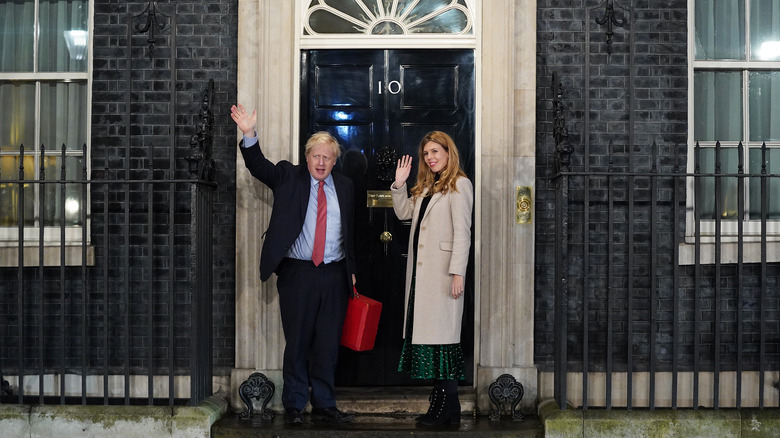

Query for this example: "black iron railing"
[0,78,216,407]
[0,149,214,407]
[550,73,780,410]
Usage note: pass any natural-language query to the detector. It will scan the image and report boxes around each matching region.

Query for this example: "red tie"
[312,180,327,266]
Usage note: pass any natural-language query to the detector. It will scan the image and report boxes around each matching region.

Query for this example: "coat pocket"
[439,241,453,251]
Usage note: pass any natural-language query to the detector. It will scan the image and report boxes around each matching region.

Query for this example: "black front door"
[300,49,475,386]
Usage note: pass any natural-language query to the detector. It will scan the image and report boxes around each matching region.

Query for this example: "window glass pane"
[698,147,740,220]
[371,21,405,35]
[694,0,745,60]
[322,0,368,21]
[750,0,780,60]
[306,0,370,34]
[748,147,780,219]
[0,0,35,72]
[409,7,469,34]
[406,0,453,21]
[749,71,780,141]
[39,0,89,72]
[40,81,88,151]
[694,71,743,142]
[40,155,84,226]
[0,155,35,226]
[308,9,364,34]
[0,82,36,152]
[369,0,419,17]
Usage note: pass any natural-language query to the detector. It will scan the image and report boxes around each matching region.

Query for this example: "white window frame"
[686,0,780,254]
[0,0,93,265]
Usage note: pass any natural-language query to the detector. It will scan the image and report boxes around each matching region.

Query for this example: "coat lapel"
[298,166,311,219]
[412,188,427,226]
[421,190,444,224]
[334,175,348,232]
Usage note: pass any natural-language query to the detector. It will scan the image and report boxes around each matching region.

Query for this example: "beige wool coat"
[390,176,474,345]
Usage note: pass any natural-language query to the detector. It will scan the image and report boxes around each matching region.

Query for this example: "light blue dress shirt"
[242,134,344,264]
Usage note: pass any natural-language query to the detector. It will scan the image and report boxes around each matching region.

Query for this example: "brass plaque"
[367,190,393,208]
[516,186,532,224]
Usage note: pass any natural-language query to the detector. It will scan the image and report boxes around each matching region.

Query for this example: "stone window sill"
[0,245,95,267]
[679,241,780,265]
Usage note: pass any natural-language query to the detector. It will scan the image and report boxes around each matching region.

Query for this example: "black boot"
[415,382,440,423]
[419,379,460,427]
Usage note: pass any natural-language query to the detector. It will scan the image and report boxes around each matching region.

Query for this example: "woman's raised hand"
[394,155,413,188]
[230,104,257,137]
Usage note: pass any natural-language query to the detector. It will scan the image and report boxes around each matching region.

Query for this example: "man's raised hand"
[230,104,257,137]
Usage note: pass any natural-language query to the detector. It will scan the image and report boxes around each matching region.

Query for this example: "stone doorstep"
[216,388,543,437]
[327,386,478,416]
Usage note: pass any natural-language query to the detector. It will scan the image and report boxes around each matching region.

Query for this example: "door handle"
[380,231,392,243]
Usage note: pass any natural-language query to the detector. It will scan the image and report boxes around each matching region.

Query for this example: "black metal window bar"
[0,84,216,407]
[551,78,780,410]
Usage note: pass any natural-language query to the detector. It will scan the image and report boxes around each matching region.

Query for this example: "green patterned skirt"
[397,278,465,380]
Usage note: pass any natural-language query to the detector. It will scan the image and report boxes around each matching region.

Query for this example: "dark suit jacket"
[240,141,356,291]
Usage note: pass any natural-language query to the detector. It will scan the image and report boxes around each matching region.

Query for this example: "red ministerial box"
[341,292,382,351]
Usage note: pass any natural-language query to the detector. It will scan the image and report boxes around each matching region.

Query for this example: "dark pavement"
[212,412,544,437]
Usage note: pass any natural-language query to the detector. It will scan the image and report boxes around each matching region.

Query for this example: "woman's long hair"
[410,131,467,198]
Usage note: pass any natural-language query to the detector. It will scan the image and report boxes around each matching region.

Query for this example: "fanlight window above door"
[304,0,473,35]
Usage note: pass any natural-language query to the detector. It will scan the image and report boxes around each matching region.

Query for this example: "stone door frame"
[231,0,537,413]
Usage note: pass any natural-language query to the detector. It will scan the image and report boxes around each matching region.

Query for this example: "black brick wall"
[92,0,238,372]
[0,1,237,377]
[534,0,780,373]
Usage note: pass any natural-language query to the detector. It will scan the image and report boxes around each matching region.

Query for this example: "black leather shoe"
[311,407,355,423]
[284,408,304,425]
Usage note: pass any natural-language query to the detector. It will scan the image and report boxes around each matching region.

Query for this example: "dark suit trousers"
[276,258,349,410]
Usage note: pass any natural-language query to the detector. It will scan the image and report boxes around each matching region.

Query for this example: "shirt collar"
[310,173,334,188]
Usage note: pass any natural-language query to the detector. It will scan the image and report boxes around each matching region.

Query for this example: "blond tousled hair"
[304,131,341,160]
